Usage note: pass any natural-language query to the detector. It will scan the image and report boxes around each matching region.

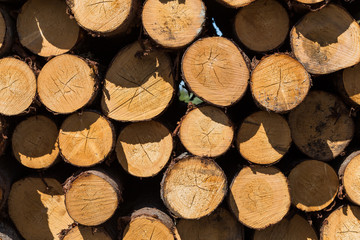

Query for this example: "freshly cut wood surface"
[101,42,174,121]
[288,160,339,212]
[182,37,249,107]
[177,207,244,240]
[289,91,354,160]
[236,111,291,165]
[340,151,360,206]
[296,0,325,4]
[216,0,255,8]
[161,156,227,219]
[62,225,112,240]
[250,54,311,112]
[179,105,233,157]
[0,222,21,240]
[59,111,114,167]
[340,63,360,105]
[290,4,360,74]
[321,205,360,240]
[254,214,318,240]
[12,115,59,169]
[229,165,290,229]
[116,121,172,177]
[0,57,36,116]
[67,0,135,36]
[17,0,79,57]
[142,0,205,48]
[8,177,74,240]
[235,0,289,52]
[64,170,121,226]
[0,6,14,57]
[38,54,96,114]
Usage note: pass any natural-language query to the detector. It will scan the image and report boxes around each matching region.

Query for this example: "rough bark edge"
[291,0,330,12]
[0,222,22,240]
[59,110,116,168]
[160,154,228,219]
[249,53,312,113]
[181,36,251,108]
[338,150,360,203]
[177,104,235,158]
[59,223,112,240]
[0,5,14,57]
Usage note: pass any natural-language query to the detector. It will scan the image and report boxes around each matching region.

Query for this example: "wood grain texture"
[216,0,255,8]
[340,151,360,206]
[62,225,112,240]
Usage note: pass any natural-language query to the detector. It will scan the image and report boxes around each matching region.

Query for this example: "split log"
[142,0,205,49]
[59,111,115,167]
[250,53,311,112]
[37,54,97,114]
[177,207,244,240]
[0,5,14,57]
[182,37,249,107]
[339,150,360,206]
[0,57,36,116]
[288,160,339,212]
[122,207,180,240]
[66,0,137,37]
[0,222,21,240]
[17,0,80,57]
[290,4,360,74]
[215,0,255,8]
[336,63,360,106]
[61,225,112,240]
[254,214,318,240]
[64,169,122,226]
[161,155,227,219]
[234,0,289,52]
[229,165,290,229]
[101,41,175,121]
[289,91,354,161]
[236,111,291,165]
[320,205,360,240]
[12,115,59,169]
[8,177,74,240]
[179,105,234,158]
[116,120,173,177]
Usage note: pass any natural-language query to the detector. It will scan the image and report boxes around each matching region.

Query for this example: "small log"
[254,214,318,240]
[236,111,291,165]
[8,177,74,240]
[0,222,21,240]
[64,169,122,226]
[12,115,59,169]
[122,207,180,240]
[320,205,360,239]
[290,4,360,74]
[177,207,244,240]
[339,150,360,205]
[116,120,173,177]
[0,57,36,116]
[101,41,175,121]
[61,225,112,240]
[215,0,255,8]
[142,0,205,49]
[179,105,233,158]
[336,63,360,106]
[59,111,115,167]
[182,37,250,107]
[37,54,97,114]
[0,5,14,57]
[250,53,311,113]
[288,160,339,212]
[234,0,289,52]
[288,91,354,161]
[66,0,137,37]
[17,0,80,57]
[161,155,227,219]
[229,165,290,229]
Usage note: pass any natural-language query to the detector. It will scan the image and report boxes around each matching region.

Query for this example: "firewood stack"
[0,0,360,239]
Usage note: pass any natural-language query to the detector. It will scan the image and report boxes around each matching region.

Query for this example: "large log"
[339,150,360,206]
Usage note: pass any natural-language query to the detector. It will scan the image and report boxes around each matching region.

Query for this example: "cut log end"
[296,0,325,4]
[229,166,290,229]
[38,54,96,114]
[59,111,114,167]
[235,0,289,52]
[116,121,172,177]
[62,225,112,240]
[0,57,36,116]
[17,0,79,57]
[64,170,121,226]
[250,54,311,112]
[289,91,354,161]
[289,160,339,212]
[182,37,249,107]
[341,151,360,205]
[12,115,59,169]
[341,63,360,105]
[0,6,14,57]
[161,156,227,219]
[236,111,291,165]
[142,0,205,48]
[290,4,360,74]
[101,42,174,121]
[179,105,233,157]
[216,0,255,8]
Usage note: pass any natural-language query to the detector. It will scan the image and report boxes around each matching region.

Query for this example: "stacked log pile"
[0,0,360,239]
